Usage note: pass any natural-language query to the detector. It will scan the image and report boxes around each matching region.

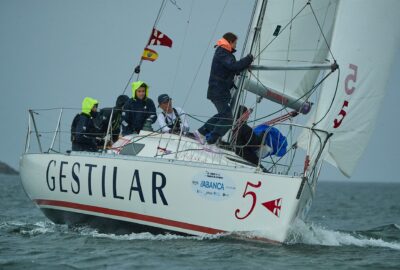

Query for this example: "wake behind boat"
[20,0,400,243]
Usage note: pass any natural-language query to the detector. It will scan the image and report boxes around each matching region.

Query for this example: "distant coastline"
[0,161,18,175]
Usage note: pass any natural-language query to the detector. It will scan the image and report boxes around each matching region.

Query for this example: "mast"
[232,0,267,114]
[229,0,268,142]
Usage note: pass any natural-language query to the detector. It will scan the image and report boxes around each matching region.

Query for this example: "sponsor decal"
[45,159,168,205]
[192,171,236,201]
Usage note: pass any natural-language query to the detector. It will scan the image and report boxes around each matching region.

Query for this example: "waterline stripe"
[34,199,224,235]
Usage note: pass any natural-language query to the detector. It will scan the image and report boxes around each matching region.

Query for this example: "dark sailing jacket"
[72,113,100,151]
[95,95,129,142]
[71,97,101,152]
[207,46,253,102]
[121,81,156,135]
[234,123,263,165]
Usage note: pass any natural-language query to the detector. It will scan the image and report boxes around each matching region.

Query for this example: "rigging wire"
[122,0,168,94]
[168,0,182,11]
[239,0,259,59]
[313,67,340,126]
[309,1,336,61]
[169,0,194,97]
[281,0,296,100]
[180,0,230,109]
[253,1,335,65]
[253,2,309,59]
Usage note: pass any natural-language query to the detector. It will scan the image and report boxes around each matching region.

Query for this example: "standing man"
[195,32,253,145]
[157,94,190,134]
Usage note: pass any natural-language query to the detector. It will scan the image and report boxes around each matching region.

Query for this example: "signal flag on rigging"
[141,47,158,62]
[147,28,173,48]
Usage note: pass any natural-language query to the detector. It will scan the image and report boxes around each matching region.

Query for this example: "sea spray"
[286,219,400,250]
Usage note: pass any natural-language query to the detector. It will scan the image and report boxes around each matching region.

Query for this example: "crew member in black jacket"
[121,81,156,135]
[195,32,253,145]
[71,97,102,152]
[95,94,129,143]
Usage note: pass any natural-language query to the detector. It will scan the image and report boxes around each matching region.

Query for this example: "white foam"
[76,227,225,241]
[22,221,57,235]
[0,220,58,235]
[286,219,400,250]
[0,220,25,228]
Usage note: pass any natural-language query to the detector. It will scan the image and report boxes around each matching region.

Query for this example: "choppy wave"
[0,220,224,241]
[285,220,400,250]
[1,220,59,236]
[3,219,399,250]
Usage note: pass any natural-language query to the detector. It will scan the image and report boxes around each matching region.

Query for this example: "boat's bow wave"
[285,220,400,250]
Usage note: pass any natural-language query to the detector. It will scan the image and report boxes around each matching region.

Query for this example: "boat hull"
[20,153,310,242]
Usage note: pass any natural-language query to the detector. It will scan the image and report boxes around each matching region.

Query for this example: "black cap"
[158,94,171,105]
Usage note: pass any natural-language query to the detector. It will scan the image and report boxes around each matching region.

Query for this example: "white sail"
[243,0,338,110]
[300,0,400,177]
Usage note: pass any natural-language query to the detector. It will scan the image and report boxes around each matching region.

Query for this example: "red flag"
[147,28,173,48]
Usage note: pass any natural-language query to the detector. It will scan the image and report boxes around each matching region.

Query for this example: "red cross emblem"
[262,198,282,217]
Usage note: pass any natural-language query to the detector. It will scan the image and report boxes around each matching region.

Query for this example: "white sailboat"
[19,0,400,243]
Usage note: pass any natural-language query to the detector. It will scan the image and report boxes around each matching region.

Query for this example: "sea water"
[1,174,399,269]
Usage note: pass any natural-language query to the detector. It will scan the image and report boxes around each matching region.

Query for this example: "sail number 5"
[344,64,358,95]
[235,181,261,220]
[333,64,358,128]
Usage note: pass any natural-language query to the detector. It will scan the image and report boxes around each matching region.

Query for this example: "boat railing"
[24,107,328,178]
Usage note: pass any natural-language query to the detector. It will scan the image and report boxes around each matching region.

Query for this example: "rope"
[266,111,298,126]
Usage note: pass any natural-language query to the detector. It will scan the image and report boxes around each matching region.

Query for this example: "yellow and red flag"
[141,47,158,62]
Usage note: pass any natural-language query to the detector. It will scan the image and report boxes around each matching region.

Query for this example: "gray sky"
[0,0,399,182]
